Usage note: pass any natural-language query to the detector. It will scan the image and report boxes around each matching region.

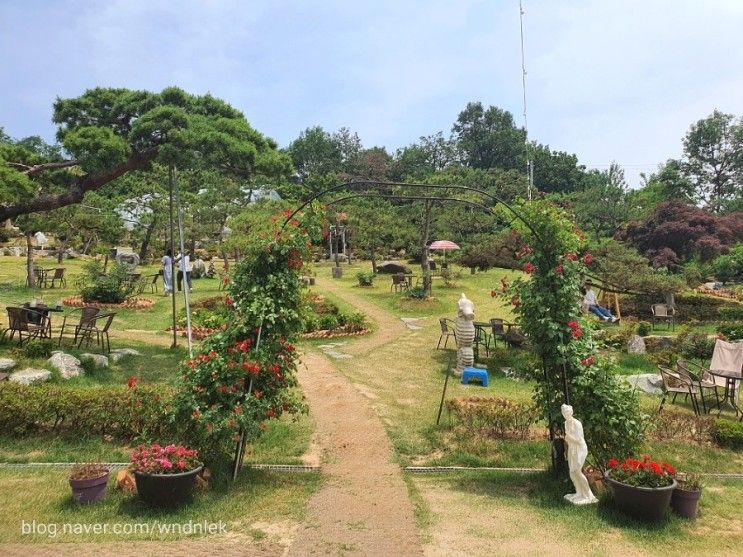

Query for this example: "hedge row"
[620,293,741,322]
[0,382,174,439]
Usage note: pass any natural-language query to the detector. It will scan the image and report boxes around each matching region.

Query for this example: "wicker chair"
[677,359,719,414]
[58,307,100,347]
[658,364,699,414]
[437,318,457,349]
[1,307,50,346]
[651,303,675,331]
[76,312,116,353]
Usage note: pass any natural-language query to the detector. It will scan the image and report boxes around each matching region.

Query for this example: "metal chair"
[76,312,116,353]
[1,306,50,346]
[488,318,507,351]
[146,272,161,293]
[437,317,457,349]
[651,303,675,331]
[677,359,719,414]
[657,365,699,414]
[44,267,67,288]
[58,307,100,347]
[391,273,410,293]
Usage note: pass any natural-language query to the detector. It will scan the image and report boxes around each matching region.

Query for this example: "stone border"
[168,326,226,340]
[300,328,371,339]
[62,295,155,310]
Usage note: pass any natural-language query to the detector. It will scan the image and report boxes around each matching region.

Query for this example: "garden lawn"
[0,467,321,543]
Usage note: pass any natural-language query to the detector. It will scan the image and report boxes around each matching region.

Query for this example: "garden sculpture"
[561,404,598,505]
[455,293,476,375]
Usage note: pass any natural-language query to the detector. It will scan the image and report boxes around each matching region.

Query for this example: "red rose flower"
[580,356,596,366]
[511,296,521,307]
[565,253,578,261]
[127,376,138,389]
[555,264,564,274]
[583,253,594,265]
[571,329,583,339]
[523,262,536,274]
[607,458,618,468]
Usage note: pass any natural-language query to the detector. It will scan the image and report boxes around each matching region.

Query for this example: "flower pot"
[605,472,677,522]
[671,488,702,519]
[134,466,203,509]
[69,471,109,505]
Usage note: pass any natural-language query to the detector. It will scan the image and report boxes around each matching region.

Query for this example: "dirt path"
[288,277,423,556]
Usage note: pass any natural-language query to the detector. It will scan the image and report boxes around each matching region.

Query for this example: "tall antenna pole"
[519,0,533,200]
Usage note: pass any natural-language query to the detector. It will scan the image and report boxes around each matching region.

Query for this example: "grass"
[0,467,321,542]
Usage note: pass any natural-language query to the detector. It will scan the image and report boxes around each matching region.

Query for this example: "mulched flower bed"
[168,325,227,340]
[62,296,155,310]
[300,328,371,339]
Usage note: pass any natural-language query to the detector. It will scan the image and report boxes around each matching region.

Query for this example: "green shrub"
[648,407,713,445]
[712,419,743,450]
[719,306,743,321]
[78,260,137,304]
[677,327,715,359]
[717,323,743,341]
[711,244,743,283]
[318,314,339,331]
[594,325,634,350]
[346,312,367,332]
[445,396,538,440]
[178,298,231,329]
[636,321,652,337]
[0,382,173,440]
[407,286,427,299]
[23,340,54,359]
[356,271,375,287]
[440,267,461,288]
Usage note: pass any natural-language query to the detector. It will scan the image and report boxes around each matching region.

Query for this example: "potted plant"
[69,463,109,504]
[605,456,677,522]
[671,473,703,519]
[131,444,203,509]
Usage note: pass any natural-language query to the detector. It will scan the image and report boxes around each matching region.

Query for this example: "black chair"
[76,312,116,353]
[1,306,50,346]
[44,267,67,288]
[437,318,457,349]
[146,271,161,293]
[58,307,100,347]
[488,318,507,350]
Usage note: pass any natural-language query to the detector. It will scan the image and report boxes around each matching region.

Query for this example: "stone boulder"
[644,336,676,353]
[191,258,207,278]
[376,262,411,274]
[622,373,664,395]
[115,252,140,267]
[47,352,84,379]
[627,334,646,354]
[81,353,109,368]
[110,348,141,362]
[9,368,52,385]
[0,358,16,372]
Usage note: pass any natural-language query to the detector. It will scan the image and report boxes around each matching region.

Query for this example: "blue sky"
[1,0,742,186]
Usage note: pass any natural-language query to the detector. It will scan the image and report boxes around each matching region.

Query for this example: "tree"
[285,126,342,180]
[451,102,526,171]
[567,163,630,241]
[391,132,457,181]
[0,87,292,222]
[629,159,695,218]
[681,110,743,214]
[618,201,742,266]
[530,143,585,194]
[345,199,395,273]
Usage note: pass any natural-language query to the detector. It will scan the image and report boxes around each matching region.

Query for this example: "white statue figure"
[455,293,476,374]
[562,404,598,505]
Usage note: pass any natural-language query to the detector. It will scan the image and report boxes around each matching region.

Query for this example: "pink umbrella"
[429,240,460,251]
[429,240,460,266]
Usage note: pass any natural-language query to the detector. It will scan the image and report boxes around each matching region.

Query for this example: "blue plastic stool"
[461,367,489,387]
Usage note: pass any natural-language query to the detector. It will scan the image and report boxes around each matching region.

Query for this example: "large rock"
[191,258,207,278]
[80,353,109,368]
[644,336,676,353]
[115,252,140,267]
[9,368,52,385]
[377,262,411,274]
[627,334,646,354]
[0,358,16,371]
[47,352,83,379]
[110,348,141,362]
[622,373,664,395]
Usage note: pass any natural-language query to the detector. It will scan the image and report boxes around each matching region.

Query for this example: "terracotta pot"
[69,470,109,504]
[605,472,677,522]
[134,466,203,509]
[671,488,702,519]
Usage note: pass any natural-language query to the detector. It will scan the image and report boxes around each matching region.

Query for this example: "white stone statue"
[455,293,475,374]
[562,404,598,505]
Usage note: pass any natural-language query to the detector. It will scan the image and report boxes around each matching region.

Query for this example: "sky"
[1,0,743,187]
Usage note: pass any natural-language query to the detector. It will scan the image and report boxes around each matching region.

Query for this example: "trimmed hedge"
[445,396,538,440]
[713,419,743,450]
[620,292,740,322]
[0,382,174,439]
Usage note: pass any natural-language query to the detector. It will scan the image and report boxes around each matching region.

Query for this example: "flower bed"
[63,295,154,310]
[300,327,371,339]
[301,291,368,336]
[168,325,227,340]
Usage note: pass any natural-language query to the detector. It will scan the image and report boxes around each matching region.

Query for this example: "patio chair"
[146,271,161,293]
[657,365,699,414]
[488,318,507,350]
[437,318,457,349]
[1,306,50,346]
[43,267,67,288]
[474,324,490,358]
[76,312,116,353]
[390,273,409,293]
[687,339,743,408]
[677,359,719,414]
[651,303,675,331]
[58,307,100,347]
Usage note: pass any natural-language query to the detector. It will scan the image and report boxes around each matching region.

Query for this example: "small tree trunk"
[421,200,433,296]
[371,246,377,274]
[26,232,36,288]
[138,216,158,262]
[56,239,65,264]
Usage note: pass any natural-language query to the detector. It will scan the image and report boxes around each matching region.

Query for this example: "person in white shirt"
[175,251,192,292]
[582,280,618,322]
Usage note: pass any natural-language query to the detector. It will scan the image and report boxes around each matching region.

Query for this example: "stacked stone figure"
[455,293,475,374]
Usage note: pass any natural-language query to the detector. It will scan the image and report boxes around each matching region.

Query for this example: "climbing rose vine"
[172,208,321,477]
[502,200,645,470]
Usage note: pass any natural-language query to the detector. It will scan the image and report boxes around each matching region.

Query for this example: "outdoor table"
[472,320,515,360]
[708,369,742,418]
[22,302,64,339]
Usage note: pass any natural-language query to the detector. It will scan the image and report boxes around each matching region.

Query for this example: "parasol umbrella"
[428,240,460,267]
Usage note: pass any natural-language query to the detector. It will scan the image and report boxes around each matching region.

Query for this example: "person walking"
[175,251,192,292]
[161,249,173,296]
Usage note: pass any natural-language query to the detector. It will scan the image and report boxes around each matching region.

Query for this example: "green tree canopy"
[0,87,292,221]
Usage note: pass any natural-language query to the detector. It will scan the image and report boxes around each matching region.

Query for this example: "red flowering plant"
[607,456,676,488]
[172,206,322,478]
[501,200,645,471]
[131,443,201,475]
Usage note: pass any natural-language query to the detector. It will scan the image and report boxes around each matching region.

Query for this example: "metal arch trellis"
[281,180,572,475]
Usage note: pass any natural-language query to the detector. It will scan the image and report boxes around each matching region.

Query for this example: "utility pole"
[519,0,534,200]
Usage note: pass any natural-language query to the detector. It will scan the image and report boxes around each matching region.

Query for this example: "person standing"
[161,249,173,296]
[175,251,192,292]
